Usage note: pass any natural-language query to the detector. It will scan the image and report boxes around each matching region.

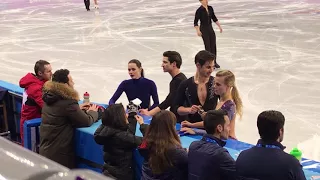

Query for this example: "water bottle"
[290,147,302,162]
[83,92,90,103]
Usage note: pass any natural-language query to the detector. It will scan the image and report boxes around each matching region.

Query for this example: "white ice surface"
[0,0,319,161]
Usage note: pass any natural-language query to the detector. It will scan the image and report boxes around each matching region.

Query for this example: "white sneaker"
[95,5,99,9]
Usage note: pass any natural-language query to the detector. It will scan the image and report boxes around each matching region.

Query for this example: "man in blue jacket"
[236,110,306,180]
[188,109,236,180]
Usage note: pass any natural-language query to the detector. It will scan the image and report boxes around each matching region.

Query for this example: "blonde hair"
[216,70,243,118]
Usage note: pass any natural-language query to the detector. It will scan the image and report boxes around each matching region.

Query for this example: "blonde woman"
[213,70,242,139]
[181,70,243,139]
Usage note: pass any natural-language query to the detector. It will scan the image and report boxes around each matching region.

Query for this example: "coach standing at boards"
[194,0,223,68]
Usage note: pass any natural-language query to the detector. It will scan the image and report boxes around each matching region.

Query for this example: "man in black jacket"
[188,109,236,180]
[175,50,219,127]
[236,110,306,180]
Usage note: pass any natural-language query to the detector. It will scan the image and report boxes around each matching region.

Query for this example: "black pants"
[84,0,90,10]
[201,25,217,63]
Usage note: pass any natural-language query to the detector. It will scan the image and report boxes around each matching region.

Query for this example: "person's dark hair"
[52,69,70,83]
[144,110,181,174]
[163,51,182,69]
[102,104,128,130]
[257,110,285,141]
[34,60,50,76]
[128,59,144,77]
[194,50,215,67]
[204,110,228,134]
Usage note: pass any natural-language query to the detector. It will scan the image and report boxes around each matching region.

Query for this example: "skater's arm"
[194,8,200,27]
[210,7,218,22]
[211,7,223,33]
[178,106,193,116]
[181,121,204,128]
[195,26,201,36]
[215,21,223,33]
[194,9,202,36]
[149,80,159,110]
[139,106,160,116]
[229,115,237,140]
[109,81,125,105]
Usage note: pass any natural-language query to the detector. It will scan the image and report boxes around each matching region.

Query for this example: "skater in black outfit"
[84,0,90,11]
[194,0,223,68]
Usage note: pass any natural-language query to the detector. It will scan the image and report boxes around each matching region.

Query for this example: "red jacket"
[19,73,46,142]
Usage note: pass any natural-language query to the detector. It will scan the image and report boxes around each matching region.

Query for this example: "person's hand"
[181,120,193,128]
[200,112,207,120]
[189,105,200,114]
[139,109,149,116]
[197,30,202,36]
[180,127,196,135]
[135,115,144,125]
[219,27,223,33]
[79,102,90,110]
[87,104,99,112]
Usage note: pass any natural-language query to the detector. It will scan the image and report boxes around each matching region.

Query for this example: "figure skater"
[194,0,223,68]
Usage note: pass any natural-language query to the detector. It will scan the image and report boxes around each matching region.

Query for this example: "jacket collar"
[256,139,286,150]
[43,81,79,101]
[202,134,226,147]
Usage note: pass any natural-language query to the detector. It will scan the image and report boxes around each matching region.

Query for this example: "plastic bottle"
[83,92,90,103]
[290,147,302,162]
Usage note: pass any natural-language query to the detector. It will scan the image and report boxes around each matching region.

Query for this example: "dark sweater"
[109,77,159,110]
[158,73,187,113]
[236,139,306,180]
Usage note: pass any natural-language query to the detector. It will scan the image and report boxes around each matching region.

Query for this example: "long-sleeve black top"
[194,5,218,27]
[158,73,187,111]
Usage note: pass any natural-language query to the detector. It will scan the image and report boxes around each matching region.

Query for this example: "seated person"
[236,110,306,180]
[138,110,188,180]
[39,69,99,168]
[188,110,236,180]
[109,59,159,110]
[181,70,243,139]
[175,50,218,127]
[94,103,148,180]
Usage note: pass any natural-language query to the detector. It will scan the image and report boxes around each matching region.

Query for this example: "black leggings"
[84,0,90,10]
[201,25,217,62]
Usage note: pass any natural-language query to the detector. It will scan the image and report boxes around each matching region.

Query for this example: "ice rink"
[0,0,319,160]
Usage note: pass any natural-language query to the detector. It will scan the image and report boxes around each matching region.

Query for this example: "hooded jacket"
[39,81,98,169]
[94,121,148,180]
[19,73,46,143]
